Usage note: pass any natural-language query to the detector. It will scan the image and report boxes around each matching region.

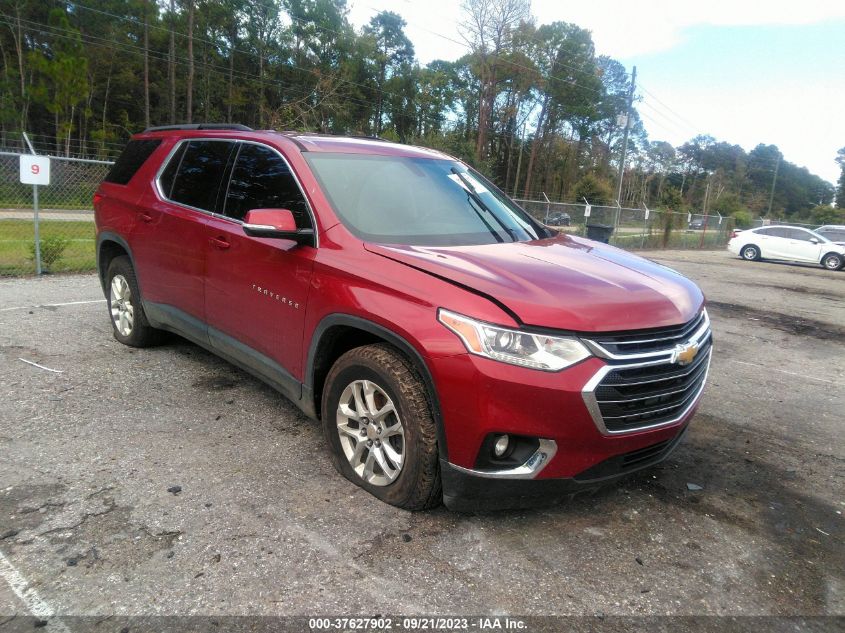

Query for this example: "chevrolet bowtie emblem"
[671,341,699,366]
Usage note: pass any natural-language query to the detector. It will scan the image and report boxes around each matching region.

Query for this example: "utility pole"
[615,65,636,207]
[766,153,781,217]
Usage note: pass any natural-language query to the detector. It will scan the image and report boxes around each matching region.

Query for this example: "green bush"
[810,205,844,225]
[29,235,70,272]
[731,209,753,229]
[572,173,614,205]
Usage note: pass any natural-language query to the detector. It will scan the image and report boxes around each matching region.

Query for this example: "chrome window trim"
[582,347,712,436]
[583,309,710,362]
[448,439,557,479]
[153,137,319,246]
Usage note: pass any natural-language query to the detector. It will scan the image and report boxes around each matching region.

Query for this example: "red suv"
[94,124,711,511]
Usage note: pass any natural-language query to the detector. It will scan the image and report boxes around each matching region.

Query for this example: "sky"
[347,0,845,185]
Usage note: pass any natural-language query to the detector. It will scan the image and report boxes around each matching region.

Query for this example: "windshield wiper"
[450,168,517,242]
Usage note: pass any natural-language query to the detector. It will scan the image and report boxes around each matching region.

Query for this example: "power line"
[64,1,423,116]
[0,12,409,119]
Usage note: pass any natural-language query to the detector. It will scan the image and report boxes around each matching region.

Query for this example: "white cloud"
[349,0,845,61]
[533,0,845,58]
[347,0,845,183]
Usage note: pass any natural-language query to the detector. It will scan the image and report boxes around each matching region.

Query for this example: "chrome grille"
[584,310,708,358]
[582,310,712,435]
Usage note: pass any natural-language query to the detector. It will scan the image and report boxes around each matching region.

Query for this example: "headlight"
[438,309,591,371]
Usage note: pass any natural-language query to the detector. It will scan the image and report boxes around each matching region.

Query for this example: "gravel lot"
[0,250,842,623]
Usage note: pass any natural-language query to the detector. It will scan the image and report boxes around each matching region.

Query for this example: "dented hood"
[366,234,704,332]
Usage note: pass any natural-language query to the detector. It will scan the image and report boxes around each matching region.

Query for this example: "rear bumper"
[441,425,689,512]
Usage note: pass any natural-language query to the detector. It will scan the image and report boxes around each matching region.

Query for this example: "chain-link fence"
[514,197,736,250]
[0,152,111,276]
[2,151,738,277]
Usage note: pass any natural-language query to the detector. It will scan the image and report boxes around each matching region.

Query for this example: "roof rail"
[142,123,253,133]
[347,135,393,142]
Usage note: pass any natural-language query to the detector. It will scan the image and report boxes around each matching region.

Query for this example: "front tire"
[106,256,161,347]
[741,245,760,261]
[821,252,843,271]
[321,344,441,510]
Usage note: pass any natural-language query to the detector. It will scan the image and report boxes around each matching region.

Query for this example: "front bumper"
[441,425,690,512]
[429,321,710,509]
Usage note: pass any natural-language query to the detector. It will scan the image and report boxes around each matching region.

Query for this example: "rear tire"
[821,252,843,271]
[741,245,760,261]
[106,256,162,347]
[321,344,441,510]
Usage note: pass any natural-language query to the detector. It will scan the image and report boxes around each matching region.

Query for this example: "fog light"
[493,434,510,457]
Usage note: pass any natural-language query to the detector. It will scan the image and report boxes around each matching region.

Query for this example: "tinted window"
[104,139,162,184]
[787,228,814,241]
[225,144,311,225]
[761,227,790,238]
[170,141,235,212]
[158,142,186,198]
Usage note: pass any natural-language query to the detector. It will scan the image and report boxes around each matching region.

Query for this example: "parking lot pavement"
[0,250,842,619]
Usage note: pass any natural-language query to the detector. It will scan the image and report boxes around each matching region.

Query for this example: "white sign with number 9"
[19,155,50,185]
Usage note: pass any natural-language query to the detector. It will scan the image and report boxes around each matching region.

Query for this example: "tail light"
[93,193,103,208]
[730,230,739,239]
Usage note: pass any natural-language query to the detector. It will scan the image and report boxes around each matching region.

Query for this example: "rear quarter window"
[104,139,162,185]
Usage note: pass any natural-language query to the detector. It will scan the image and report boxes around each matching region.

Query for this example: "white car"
[727,226,845,270]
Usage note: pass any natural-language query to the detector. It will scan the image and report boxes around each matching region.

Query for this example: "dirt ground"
[0,250,842,626]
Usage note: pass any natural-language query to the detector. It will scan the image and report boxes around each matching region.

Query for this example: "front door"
[784,228,823,263]
[204,142,317,390]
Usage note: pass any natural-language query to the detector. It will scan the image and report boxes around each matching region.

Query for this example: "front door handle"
[209,236,230,250]
[139,213,153,223]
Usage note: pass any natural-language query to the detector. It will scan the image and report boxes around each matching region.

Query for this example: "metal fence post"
[641,205,649,249]
[33,184,42,275]
[21,132,43,275]
[542,192,551,224]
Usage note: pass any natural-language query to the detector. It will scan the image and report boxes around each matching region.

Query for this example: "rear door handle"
[209,236,230,250]
[139,213,153,223]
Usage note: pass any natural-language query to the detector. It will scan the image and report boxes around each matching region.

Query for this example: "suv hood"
[366,235,703,332]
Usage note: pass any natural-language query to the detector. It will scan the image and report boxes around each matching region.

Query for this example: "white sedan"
[727,226,845,270]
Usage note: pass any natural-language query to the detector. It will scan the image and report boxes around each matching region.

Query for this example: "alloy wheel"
[110,274,135,337]
[335,379,405,486]
[823,255,841,270]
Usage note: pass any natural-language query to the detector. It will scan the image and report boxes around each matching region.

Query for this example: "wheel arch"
[304,314,449,461]
[97,232,137,295]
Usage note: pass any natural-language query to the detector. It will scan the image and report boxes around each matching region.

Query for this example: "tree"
[29,9,89,154]
[836,147,845,209]
[363,11,413,135]
[459,0,530,163]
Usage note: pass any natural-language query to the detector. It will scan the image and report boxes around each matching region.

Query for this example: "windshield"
[304,153,545,246]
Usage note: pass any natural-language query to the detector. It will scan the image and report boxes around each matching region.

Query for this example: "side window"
[766,227,790,238]
[169,141,235,212]
[104,139,162,184]
[224,143,311,226]
[787,229,813,241]
[158,142,186,199]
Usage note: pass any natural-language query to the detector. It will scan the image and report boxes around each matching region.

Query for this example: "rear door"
[757,227,791,260]
[204,141,317,389]
[131,139,235,334]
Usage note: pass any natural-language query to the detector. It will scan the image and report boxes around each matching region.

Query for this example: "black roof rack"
[142,123,253,133]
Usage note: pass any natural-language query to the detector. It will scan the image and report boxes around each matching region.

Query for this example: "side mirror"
[809,238,819,244]
[242,208,314,245]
